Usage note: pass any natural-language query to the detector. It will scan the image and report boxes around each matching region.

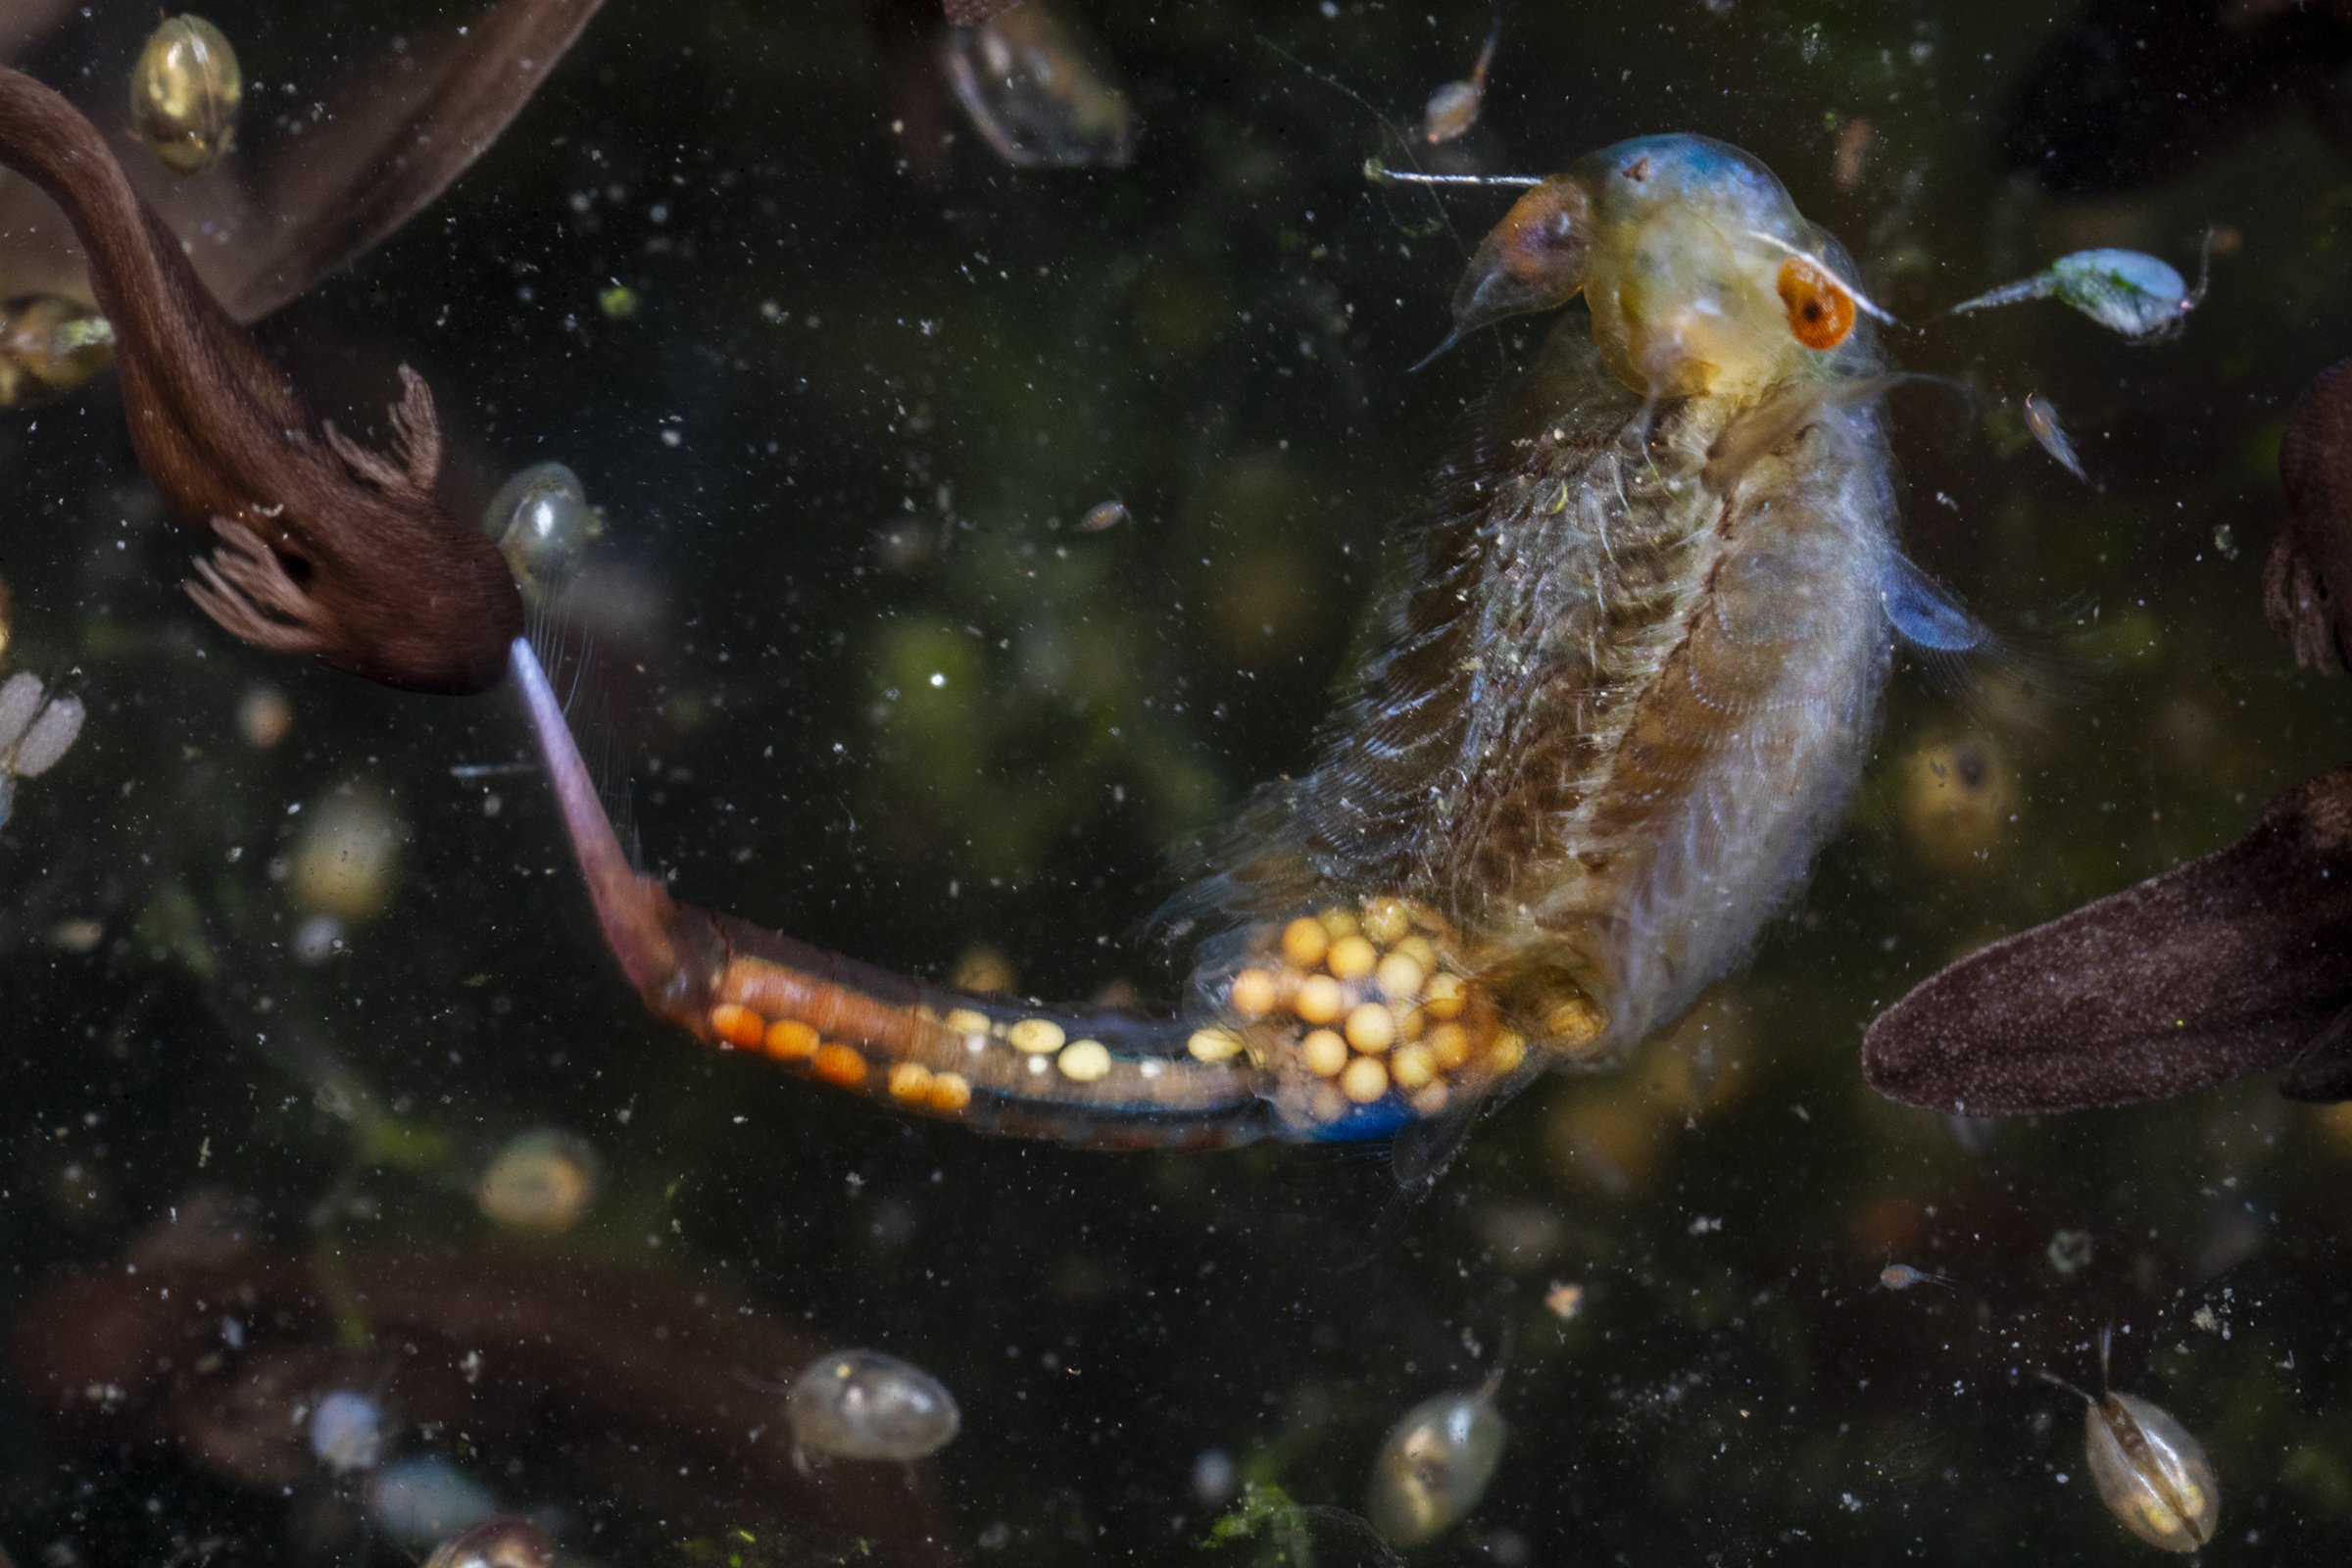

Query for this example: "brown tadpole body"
[2271,355,2352,672]
[0,65,521,694]
[1863,767,2352,1113]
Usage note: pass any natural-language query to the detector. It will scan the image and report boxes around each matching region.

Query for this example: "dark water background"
[2,0,2350,1563]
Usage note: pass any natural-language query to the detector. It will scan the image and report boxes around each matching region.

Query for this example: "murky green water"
[3,2,2350,1564]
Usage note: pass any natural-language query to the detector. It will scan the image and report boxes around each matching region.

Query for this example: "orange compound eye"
[1777,256,1855,350]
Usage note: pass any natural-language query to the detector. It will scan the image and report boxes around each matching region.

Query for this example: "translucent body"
[128,16,241,174]
[366,1456,501,1549]
[939,1,1133,170]
[474,1128,600,1234]
[1366,1384,1507,1546]
[308,1389,387,1473]
[786,1349,960,1461]
[483,462,594,597]
[1950,247,2206,342]
[1421,16,1499,145]
[2084,1391,2219,1552]
[2024,392,2091,484]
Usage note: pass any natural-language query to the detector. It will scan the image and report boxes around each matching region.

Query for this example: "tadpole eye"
[1777,256,1855,350]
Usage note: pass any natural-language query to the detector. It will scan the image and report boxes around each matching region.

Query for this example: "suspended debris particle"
[1366,1376,1507,1546]
[1948,244,2209,343]
[2046,1228,2095,1277]
[1544,1280,1586,1320]
[129,15,241,174]
[237,685,293,749]
[1833,117,1872,192]
[786,1349,961,1461]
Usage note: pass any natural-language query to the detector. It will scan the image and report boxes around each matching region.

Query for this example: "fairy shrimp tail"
[510,637,1273,1150]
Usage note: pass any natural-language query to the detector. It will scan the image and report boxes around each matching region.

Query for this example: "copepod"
[785,1349,961,1462]
[2043,1329,2220,1553]
[1422,10,1501,145]
[1876,1261,1948,1292]
[2022,391,2094,486]
[1365,1369,1508,1546]
[127,15,241,175]
[1949,243,2210,343]
[513,135,1970,1159]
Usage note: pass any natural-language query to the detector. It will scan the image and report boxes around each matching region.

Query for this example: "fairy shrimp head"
[1440,136,1877,398]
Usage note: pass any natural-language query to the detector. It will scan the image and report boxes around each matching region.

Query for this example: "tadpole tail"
[509,636,1273,1150]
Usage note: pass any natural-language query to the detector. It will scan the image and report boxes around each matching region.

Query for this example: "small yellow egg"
[129,16,241,174]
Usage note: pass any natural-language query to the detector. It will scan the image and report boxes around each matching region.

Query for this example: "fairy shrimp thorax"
[1187,134,1902,1137]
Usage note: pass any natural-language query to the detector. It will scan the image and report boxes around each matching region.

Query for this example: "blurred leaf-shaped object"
[0,294,113,407]
[0,0,605,323]
[2269,355,2352,671]
[1863,768,2352,1112]
[940,0,1133,169]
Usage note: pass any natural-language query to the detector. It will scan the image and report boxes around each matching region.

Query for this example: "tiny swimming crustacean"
[2041,1328,2220,1554]
[0,64,523,693]
[127,15,241,176]
[1422,9,1501,145]
[1365,1368,1508,1546]
[514,135,1971,1157]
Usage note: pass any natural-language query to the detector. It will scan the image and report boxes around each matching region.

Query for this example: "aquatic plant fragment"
[1422,10,1499,145]
[1863,767,2352,1113]
[2043,1330,2219,1553]
[128,15,240,175]
[515,135,1972,1160]
[786,1350,961,1461]
[2023,391,2094,486]
[1365,1375,1507,1546]
[1948,245,2208,343]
